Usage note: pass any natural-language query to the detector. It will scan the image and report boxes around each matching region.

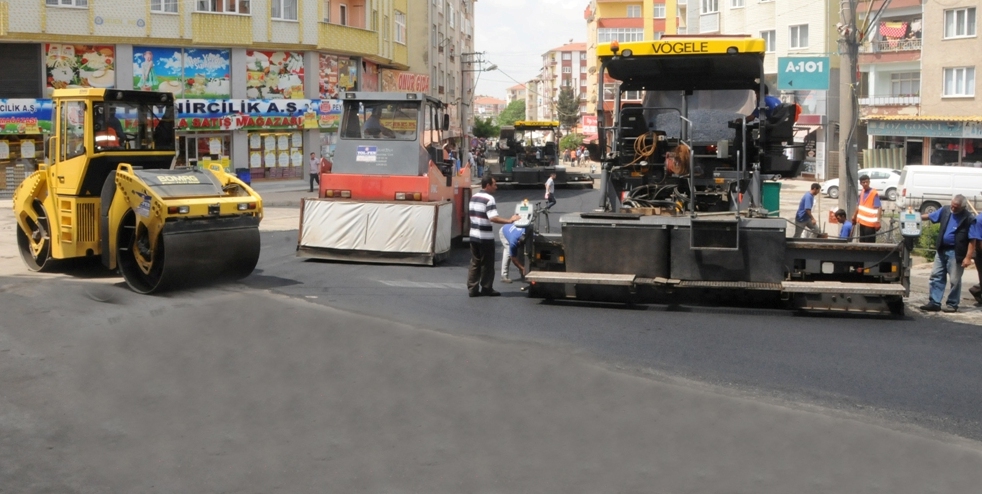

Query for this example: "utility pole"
[837,0,860,217]
[462,52,495,173]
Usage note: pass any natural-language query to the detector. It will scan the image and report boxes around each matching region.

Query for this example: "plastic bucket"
[761,181,781,217]
[504,157,516,173]
[235,168,252,185]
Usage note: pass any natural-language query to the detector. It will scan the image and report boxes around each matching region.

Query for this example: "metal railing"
[859,38,922,53]
[858,95,920,106]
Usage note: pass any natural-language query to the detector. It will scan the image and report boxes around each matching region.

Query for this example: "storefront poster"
[0,142,9,160]
[337,57,357,92]
[380,70,430,92]
[250,133,262,149]
[318,100,343,130]
[0,99,54,135]
[133,47,230,98]
[362,61,379,92]
[319,54,339,99]
[246,51,305,99]
[250,151,262,168]
[45,44,116,97]
[184,48,232,98]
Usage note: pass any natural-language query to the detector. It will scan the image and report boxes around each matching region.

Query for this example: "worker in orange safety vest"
[852,174,881,243]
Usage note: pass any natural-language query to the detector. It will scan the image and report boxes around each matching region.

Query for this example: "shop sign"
[246,51,305,99]
[581,115,598,134]
[0,99,54,135]
[317,99,343,131]
[45,44,116,97]
[867,120,967,138]
[176,99,323,131]
[777,57,830,91]
[133,47,231,98]
[380,70,431,93]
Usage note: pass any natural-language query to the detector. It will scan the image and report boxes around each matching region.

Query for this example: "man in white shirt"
[544,172,557,209]
[308,152,320,193]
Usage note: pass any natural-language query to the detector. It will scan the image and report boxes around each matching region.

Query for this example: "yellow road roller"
[12,88,263,293]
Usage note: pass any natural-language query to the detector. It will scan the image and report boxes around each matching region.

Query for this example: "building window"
[562,52,572,60]
[322,0,330,21]
[761,30,775,52]
[46,0,88,6]
[339,4,347,25]
[448,3,455,28]
[944,8,976,39]
[890,72,920,97]
[563,66,572,73]
[271,0,297,20]
[789,24,809,49]
[598,28,644,43]
[702,0,718,14]
[580,52,586,60]
[653,4,666,18]
[197,0,250,14]
[943,67,975,97]
[627,5,642,18]
[151,0,177,13]
[580,65,587,73]
[395,11,406,44]
[731,0,744,7]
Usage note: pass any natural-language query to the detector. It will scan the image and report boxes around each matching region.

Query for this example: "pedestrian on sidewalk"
[920,194,973,312]
[308,152,320,193]
[545,172,557,210]
[468,176,520,297]
[499,223,526,283]
[853,175,882,243]
[961,211,982,305]
[793,183,826,238]
[834,209,853,239]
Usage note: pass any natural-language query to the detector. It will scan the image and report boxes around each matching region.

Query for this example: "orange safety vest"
[856,188,881,229]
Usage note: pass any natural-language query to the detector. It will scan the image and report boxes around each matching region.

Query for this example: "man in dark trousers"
[853,175,882,243]
[961,210,982,305]
[920,195,973,312]
[467,176,520,297]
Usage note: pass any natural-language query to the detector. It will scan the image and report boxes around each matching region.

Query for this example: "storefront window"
[176,133,230,171]
[248,131,304,179]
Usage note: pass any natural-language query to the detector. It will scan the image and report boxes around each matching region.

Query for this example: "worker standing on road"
[308,152,320,193]
[834,209,853,239]
[961,211,982,305]
[499,223,526,284]
[793,183,825,238]
[545,172,557,210]
[853,175,882,243]
[468,176,520,297]
[920,195,973,313]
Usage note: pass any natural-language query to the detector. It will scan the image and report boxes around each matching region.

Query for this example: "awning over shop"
[793,124,821,142]
[866,118,982,138]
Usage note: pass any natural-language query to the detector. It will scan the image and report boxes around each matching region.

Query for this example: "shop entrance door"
[177,133,230,170]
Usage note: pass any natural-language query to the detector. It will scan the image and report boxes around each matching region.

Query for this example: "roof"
[863,115,982,122]
[507,84,526,91]
[474,96,506,105]
[547,42,587,54]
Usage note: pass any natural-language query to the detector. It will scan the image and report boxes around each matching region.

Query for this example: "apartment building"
[683,0,838,179]
[584,0,685,117]
[505,83,526,105]
[0,0,472,194]
[526,42,588,128]
[862,0,981,168]
[473,95,506,122]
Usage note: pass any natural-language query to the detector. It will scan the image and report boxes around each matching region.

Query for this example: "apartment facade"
[862,0,981,168]
[526,42,588,128]
[473,95,505,122]
[0,0,473,194]
[505,83,526,105]
[584,0,685,117]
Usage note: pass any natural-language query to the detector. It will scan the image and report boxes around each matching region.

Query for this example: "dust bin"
[761,181,781,216]
[504,156,516,173]
[235,168,252,185]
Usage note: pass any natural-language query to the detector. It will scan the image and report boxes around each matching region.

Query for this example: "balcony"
[192,13,253,46]
[318,22,379,55]
[858,95,920,106]
[859,38,922,53]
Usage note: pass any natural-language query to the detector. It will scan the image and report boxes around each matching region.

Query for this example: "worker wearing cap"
[853,174,882,243]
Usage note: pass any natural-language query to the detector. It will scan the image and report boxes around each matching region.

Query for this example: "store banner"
[134,47,231,98]
[0,100,54,135]
[246,50,305,99]
[175,99,343,131]
[380,70,431,93]
[45,44,116,97]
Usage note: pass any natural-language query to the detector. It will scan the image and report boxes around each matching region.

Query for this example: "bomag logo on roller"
[157,175,201,185]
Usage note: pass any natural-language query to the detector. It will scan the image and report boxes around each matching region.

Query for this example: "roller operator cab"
[297,92,471,265]
[12,88,263,294]
[524,37,912,316]
[494,120,594,188]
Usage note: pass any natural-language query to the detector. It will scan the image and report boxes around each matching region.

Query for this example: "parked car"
[897,165,982,214]
[820,168,902,201]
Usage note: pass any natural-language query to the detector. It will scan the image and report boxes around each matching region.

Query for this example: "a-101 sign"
[777,56,830,91]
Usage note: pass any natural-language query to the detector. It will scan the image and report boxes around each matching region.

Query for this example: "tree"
[559,133,584,153]
[472,116,499,138]
[556,87,580,134]
[497,99,526,127]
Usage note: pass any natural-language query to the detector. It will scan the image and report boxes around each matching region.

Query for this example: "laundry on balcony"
[879,21,909,40]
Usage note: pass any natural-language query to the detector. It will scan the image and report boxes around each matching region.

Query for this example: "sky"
[473,0,588,101]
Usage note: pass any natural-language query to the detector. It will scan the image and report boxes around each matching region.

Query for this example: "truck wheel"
[920,201,942,215]
[16,200,52,271]
[116,210,166,294]
[827,186,839,199]
[885,188,898,201]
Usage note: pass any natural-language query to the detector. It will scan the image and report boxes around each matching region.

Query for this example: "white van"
[897,165,982,213]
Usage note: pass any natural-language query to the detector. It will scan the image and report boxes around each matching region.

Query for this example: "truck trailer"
[524,37,915,316]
